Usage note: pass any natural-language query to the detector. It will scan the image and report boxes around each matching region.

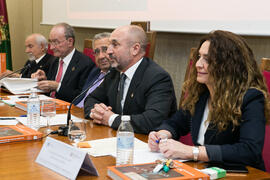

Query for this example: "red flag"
[0,0,12,70]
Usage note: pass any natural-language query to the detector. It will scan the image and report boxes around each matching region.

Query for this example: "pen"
[155,139,161,144]
[0,118,16,120]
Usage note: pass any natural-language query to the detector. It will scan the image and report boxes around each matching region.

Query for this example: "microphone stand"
[55,68,112,136]
[0,63,32,81]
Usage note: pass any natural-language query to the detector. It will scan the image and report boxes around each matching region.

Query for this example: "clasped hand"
[90,103,114,126]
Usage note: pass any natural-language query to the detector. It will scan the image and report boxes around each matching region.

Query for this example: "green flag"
[0,0,12,70]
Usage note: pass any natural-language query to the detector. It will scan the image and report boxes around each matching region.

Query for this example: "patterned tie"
[76,72,105,108]
[51,59,64,98]
[116,73,126,114]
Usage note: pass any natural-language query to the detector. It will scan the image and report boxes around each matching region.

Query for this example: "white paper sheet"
[17,114,83,127]
[0,78,43,94]
[79,137,148,157]
[0,94,51,106]
[0,118,18,125]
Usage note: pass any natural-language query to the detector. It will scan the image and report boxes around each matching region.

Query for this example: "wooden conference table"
[0,90,270,180]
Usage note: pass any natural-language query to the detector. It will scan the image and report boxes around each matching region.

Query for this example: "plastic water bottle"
[116,115,134,165]
[27,89,40,130]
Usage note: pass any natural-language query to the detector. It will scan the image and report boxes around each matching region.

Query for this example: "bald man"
[84,25,177,134]
[0,33,55,78]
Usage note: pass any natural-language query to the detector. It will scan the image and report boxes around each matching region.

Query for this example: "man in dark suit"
[0,33,55,78]
[32,23,95,102]
[84,25,177,134]
[74,32,111,108]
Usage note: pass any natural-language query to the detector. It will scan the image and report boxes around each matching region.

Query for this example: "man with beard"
[84,25,177,134]
[74,32,111,108]
[0,33,55,78]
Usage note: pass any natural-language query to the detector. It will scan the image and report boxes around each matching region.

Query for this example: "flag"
[0,0,12,70]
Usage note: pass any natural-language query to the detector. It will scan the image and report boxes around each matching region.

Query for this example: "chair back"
[178,47,197,146]
[83,39,96,65]
[47,44,54,56]
[261,57,270,172]
[130,21,156,60]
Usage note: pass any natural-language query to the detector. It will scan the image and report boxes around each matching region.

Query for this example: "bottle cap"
[121,115,130,121]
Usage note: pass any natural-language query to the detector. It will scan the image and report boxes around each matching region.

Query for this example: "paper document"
[79,137,148,157]
[0,94,51,106]
[17,114,83,127]
[0,78,43,94]
[0,117,18,125]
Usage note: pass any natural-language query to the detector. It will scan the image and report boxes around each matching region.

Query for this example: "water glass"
[41,100,56,134]
[68,119,87,146]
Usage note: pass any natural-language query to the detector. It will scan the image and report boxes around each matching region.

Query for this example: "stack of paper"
[0,78,42,94]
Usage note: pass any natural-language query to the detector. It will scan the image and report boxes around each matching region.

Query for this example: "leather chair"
[260,57,270,172]
[178,47,197,146]
[130,21,156,60]
[83,39,96,65]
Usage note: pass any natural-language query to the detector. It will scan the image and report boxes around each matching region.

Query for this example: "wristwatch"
[192,146,199,161]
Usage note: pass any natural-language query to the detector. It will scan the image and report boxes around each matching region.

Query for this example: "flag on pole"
[0,0,12,70]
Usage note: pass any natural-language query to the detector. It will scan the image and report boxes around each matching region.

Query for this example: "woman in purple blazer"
[148,30,270,171]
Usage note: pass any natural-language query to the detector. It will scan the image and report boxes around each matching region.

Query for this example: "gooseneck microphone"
[54,68,113,136]
[0,63,32,81]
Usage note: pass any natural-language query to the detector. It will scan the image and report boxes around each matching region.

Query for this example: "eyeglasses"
[94,46,108,55]
[48,39,66,46]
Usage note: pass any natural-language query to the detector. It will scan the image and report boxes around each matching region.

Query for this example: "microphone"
[0,63,32,81]
[54,68,113,136]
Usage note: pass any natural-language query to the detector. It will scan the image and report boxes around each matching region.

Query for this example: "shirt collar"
[123,57,143,80]
[35,53,46,64]
[61,48,75,64]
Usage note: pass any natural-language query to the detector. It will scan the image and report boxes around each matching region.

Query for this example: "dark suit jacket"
[47,49,95,102]
[84,57,177,134]
[159,89,266,171]
[21,53,55,78]
[73,66,101,105]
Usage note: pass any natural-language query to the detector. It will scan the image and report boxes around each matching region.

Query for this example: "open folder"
[0,78,43,94]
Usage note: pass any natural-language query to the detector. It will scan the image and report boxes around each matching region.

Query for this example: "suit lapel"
[123,58,148,113]
[191,92,209,144]
[61,50,78,84]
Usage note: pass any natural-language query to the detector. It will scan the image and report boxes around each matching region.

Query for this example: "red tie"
[51,59,64,98]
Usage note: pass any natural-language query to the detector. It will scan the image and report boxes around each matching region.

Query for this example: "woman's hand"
[159,139,193,159]
[148,130,172,152]
[148,131,160,152]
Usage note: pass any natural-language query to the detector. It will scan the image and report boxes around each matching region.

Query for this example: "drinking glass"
[41,100,56,134]
[68,119,87,146]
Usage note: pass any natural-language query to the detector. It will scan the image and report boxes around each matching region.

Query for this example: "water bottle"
[27,89,40,130]
[116,115,134,165]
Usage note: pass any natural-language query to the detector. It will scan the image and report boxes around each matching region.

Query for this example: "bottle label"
[27,102,40,113]
[117,136,134,149]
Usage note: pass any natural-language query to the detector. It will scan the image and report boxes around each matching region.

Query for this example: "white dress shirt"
[56,48,75,91]
[197,99,210,145]
[108,58,143,126]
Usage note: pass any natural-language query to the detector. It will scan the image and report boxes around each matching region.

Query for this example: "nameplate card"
[35,137,99,179]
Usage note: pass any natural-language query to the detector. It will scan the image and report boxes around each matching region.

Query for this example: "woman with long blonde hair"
[148,30,270,171]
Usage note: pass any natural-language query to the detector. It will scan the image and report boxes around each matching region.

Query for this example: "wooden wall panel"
[7,0,270,103]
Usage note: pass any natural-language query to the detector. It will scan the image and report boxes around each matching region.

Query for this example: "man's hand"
[37,80,59,93]
[31,69,47,81]
[90,103,113,126]
[0,70,21,78]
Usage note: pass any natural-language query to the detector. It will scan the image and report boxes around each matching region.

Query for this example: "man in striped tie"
[74,32,111,108]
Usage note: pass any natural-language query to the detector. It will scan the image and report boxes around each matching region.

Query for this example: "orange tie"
[51,59,64,98]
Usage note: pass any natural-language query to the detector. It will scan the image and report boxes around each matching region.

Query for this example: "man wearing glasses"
[74,32,111,108]
[32,23,95,102]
